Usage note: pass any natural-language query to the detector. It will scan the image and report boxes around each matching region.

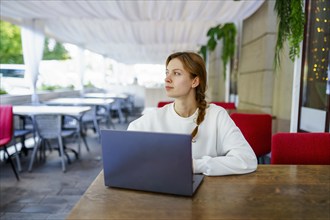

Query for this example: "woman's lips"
[165,86,173,91]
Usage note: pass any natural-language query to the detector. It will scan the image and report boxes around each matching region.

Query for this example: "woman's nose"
[165,75,171,83]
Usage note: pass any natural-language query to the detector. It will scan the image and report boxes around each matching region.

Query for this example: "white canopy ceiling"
[1,0,264,64]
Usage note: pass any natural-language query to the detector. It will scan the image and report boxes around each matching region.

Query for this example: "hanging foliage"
[274,0,305,68]
[198,23,237,78]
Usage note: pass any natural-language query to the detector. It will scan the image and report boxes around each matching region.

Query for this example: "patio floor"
[0,114,140,220]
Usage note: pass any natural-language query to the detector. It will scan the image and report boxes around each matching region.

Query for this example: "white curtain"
[77,47,85,96]
[101,56,107,91]
[21,20,45,104]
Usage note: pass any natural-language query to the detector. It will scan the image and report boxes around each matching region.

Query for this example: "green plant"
[84,81,95,88]
[0,21,71,64]
[274,0,305,68]
[39,84,61,91]
[43,37,71,60]
[0,88,8,95]
[0,20,23,64]
[198,23,237,78]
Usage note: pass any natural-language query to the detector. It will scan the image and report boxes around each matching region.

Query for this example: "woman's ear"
[192,77,200,88]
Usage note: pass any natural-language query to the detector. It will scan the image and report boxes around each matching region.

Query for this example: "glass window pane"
[302,0,330,111]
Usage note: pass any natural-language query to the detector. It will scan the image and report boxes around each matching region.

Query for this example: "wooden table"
[67,165,330,220]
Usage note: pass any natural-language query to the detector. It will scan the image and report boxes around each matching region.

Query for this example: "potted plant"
[274,0,305,68]
[199,23,237,78]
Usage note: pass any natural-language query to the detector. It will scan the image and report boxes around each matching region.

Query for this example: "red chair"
[0,105,20,180]
[157,101,173,108]
[211,102,236,110]
[230,113,272,164]
[271,132,330,165]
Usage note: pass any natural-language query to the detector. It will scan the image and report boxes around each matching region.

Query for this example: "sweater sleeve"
[193,110,258,176]
[127,110,153,131]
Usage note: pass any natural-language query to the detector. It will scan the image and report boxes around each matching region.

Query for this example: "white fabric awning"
[1,0,264,64]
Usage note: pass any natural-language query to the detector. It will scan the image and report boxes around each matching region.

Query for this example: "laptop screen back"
[101,130,195,196]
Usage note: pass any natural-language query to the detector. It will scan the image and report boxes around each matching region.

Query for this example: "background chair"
[0,105,20,180]
[63,115,90,152]
[95,105,115,129]
[157,101,237,110]
[211,102,236,110]
[13,114,36,157]
[230,113,272,164]
[271,132,330,165]
[81,106,108,139]
[29,114,80,172]
[157,101,173,108]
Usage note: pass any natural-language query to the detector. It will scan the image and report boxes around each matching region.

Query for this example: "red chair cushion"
[157,101,173,108]
[271,132,330,165]
[0,105,14,147]
[230,113,272,157]
[211,102,236,110]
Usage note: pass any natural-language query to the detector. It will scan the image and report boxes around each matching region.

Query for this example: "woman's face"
[165,58,199,99]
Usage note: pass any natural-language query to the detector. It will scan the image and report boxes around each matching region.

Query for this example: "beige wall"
[242,1,294,133]
[207,1,294,133]
[206,46,224,102]
[238,1,277,114]
[272,43,294,132]
[239,0,295,132]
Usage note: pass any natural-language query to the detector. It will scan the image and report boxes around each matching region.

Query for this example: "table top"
[84,93,128,100]
[66,165,330,220]
[45,97,114,106]
[13,105,91,116]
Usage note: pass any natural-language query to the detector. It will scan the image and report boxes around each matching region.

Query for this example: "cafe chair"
[121,93,135,122]
[230,113,272,164]
[157,101,173,108]
[96,105,115,129]
[157,101,236,110]
[29,114,80,172]
[271,132,330,165]
[110,99,126,124]
[211,102,236,110]
[62,115,90,152]
[82,106,107,138]
[0,105,20,180]
[14,114,36,157]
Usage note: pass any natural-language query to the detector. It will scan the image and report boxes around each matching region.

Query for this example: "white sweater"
[128,103,257,176]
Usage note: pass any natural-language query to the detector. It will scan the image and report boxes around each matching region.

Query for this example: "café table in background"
[13,105,92,162]
[84,93,130,123]
[45,98,115,134]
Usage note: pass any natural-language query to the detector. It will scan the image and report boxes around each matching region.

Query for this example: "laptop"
[100,129,204,196]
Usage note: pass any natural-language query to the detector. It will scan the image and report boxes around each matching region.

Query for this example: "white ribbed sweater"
[128,103,257,176]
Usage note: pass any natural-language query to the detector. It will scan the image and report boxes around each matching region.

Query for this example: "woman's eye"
[174,72,181,76]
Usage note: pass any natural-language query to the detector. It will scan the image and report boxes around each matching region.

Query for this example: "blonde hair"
[166,52,208,140]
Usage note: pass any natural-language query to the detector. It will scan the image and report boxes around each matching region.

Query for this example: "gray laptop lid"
[101,129,204,196]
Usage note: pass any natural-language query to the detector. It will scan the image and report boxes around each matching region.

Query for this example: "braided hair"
[166,52,208,141]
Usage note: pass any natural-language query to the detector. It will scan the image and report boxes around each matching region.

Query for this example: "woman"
[128,52,257,176]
